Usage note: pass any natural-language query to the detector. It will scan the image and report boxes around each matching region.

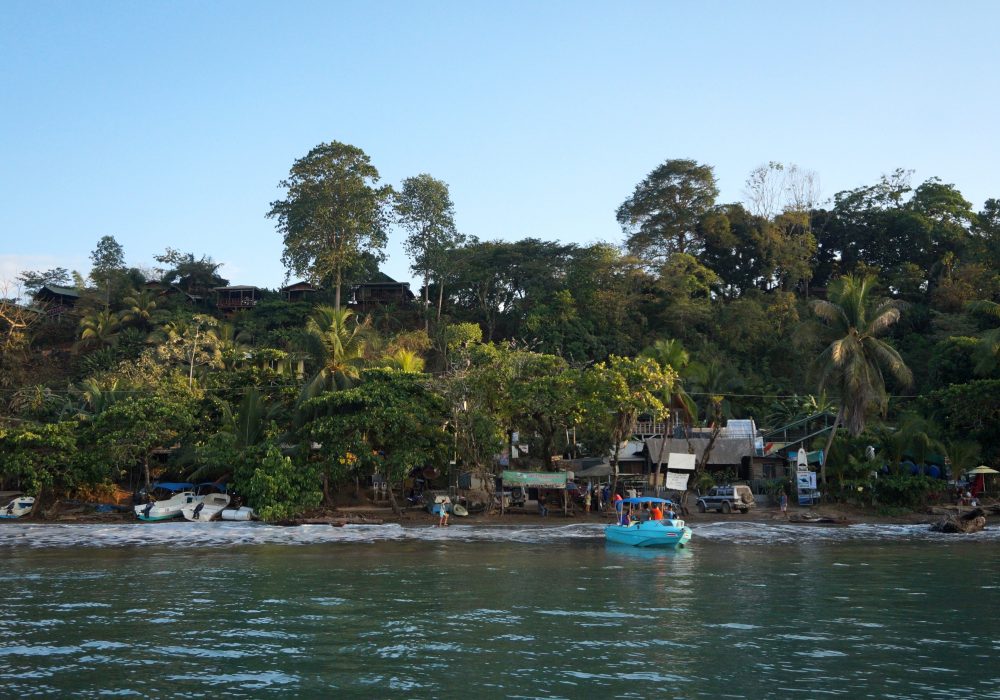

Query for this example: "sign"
[665,471,690,491]
[667,453,696,471]
[797,447,809,472]
[796,472,817,489]
[501,471,569,488]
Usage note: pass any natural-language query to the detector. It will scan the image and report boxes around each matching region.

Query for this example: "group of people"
[615,497,677,526]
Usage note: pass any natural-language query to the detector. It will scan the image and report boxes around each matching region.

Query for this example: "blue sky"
[2,1,997,292]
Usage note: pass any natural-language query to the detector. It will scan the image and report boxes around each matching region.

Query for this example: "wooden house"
[281,281,319,302]
[214,285,262,312]
[34,284,80,316]
[350,273,414,312]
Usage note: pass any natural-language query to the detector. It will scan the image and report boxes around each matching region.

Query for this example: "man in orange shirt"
[650,504,663,520]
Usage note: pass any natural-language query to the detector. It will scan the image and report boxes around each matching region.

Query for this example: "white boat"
[1,495,35,519]
[181,493,230,522]
[134,491,201,522]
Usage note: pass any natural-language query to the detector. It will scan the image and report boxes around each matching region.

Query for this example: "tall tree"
[395,174,462,329]
[154,249,228,296]
[88,235,127,305]
[810,275,913,484]
[616,158,718,265]
[268,141,393,310]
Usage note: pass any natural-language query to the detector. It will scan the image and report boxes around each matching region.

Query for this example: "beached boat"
[134,486,201,522]
[181,493,230,522]
[0,495,35,519]
[605,497,692,548]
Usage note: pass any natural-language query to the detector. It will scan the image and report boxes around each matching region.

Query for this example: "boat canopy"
[615,496,673,509]
[152,482,195,492]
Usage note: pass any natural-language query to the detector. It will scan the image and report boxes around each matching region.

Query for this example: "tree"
[88,235,127,305]
[77,308,121,349]
[17,268,71,297]
[580,356,676,499]
[298,306,369,399]
[617,158,718,265]
[92,395,196,492]
[810,275,913,484]
[154,249,228,295]
[268,141,393,310]
[151,314,222,388]
[302,369,451,513]
[119,288,166,331]
[395,174,462,329]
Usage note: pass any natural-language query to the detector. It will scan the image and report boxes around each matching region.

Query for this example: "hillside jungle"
[2,146,999,520]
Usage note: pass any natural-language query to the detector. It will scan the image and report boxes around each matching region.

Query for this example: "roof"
[38,284,80,298]
[281,281,318,292]
[213,285,261,292]
[645,436,755,467]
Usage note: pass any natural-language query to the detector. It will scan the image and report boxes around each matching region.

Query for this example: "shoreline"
[6,500,995,528]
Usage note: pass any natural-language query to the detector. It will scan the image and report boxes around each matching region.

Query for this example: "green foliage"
[872,474,945,509]
[234,445,321,522]
[0,421,94,495]
[268,141,393,309]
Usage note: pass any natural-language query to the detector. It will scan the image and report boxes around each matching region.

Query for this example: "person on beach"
[779,490,788,519]
[438,497,450,527]
[650,503,663,520]
[584,488,591,513]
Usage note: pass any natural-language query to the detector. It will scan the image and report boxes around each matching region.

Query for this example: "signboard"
[667,453,696,471]
[797,447,809,472]
[501,471,570,488]
[796,472,817,489]
[665,471,690,491]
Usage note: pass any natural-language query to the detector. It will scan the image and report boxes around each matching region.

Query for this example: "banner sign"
[665,471,690,491]
[501,471,570,488]
[667,453,696,471]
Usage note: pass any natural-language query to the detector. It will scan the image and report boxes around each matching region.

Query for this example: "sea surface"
[2,521,999,698]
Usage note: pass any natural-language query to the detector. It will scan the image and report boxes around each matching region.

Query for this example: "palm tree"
[383,348,425,373]
[119,288,165,331]
[77,309,121,349]
[299,306,369,400]
[150,314,222,388]
[216,322,252,371]
[811,275,913,484]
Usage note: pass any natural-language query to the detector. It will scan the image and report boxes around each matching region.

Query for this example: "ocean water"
[2,522,999,698]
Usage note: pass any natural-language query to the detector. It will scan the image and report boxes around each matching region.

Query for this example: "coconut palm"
[77,308,121,349]
[640,338,697,425]
[299,306,369,399]
[118,288,166,331]
[383,348,425,373]
[811,274,913,484]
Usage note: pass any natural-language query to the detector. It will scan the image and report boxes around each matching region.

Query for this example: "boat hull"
[182,494,230,522]
[604,521,692,548]
[1,496,35,519]
[134,492,200,522]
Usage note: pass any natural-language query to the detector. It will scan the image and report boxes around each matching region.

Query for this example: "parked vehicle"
[696,485,755,514]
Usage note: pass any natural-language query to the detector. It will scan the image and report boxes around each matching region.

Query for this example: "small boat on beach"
[134,484,202,522]
[1,495,35,519]
[181,493,230,522]
[605,497,692,548]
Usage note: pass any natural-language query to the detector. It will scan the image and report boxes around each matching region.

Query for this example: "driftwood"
[931,508,987,534]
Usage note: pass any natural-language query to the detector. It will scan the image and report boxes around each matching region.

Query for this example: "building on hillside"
[144,280,203,305]
[281,281,319,302]
[214,285,262,313]
[350,273,414,312]
[34,285,80,316]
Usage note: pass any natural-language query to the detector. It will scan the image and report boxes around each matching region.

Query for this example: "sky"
[2,0,998,294]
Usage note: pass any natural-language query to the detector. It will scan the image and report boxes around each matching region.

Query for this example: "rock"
[931,508,987,534]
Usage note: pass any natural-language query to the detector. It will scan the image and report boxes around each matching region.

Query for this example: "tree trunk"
[322,472,332,505]
[436,279,445,323]
[144,456,151,494]
[334,268,342,313]
[423,273,430,333]
[820,408,843,486]
[387,478,401,515]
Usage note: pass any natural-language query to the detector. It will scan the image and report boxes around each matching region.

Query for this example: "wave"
[2,519,998,549]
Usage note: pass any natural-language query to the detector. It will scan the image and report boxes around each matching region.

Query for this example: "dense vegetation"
[2,145,998,517]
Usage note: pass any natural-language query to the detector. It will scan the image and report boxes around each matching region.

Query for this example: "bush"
[234,445,321,522]
[872,474,945,509]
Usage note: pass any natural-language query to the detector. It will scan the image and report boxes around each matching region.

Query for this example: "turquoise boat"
[604,497,692,548]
